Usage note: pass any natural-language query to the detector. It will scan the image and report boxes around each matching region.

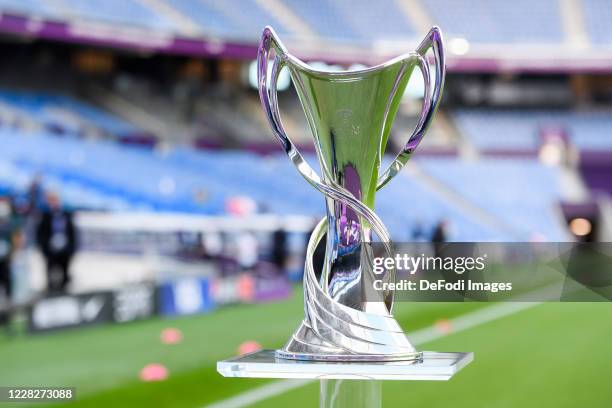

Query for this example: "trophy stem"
[319,379,381,408]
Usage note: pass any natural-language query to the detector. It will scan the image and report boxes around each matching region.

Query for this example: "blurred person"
[0,196,20,328]
[431,219,449,259]
[202,231,223,259]
[36,192,77,292]
[19,176,45,248]
[235,231,258,272]
[26,174,44,216]
[271,227,287,273]
[431,219,448,244]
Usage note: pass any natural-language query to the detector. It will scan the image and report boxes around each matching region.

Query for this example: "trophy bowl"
[258,26,445,362]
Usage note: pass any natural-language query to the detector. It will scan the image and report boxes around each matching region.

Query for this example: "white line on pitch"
[408,301,540,345]
[202,301,542,408]
[202,379,312,408]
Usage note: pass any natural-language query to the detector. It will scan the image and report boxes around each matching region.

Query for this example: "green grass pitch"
[1,287,611,407]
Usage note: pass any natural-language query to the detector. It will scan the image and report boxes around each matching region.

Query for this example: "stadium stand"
[165,0,291,40]
[0,1,596,244]
[0,0,63,20]
[454,109,612,152]
[0,0,174,31]
[0,90,139,139]
[416,158,568,240]
[454,110,543,151]
[0,0,293,40]
[0,121,568,241]
[421,0,564,44]
[330,0,416,42]
[582,0,612,46]
[281,0,359,43]
[282,0,415,43]
[0,0,577,47]
[61,0,175,31]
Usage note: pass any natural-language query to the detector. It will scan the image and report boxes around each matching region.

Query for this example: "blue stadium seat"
[455,109,612,152]
[0,0,174,31]
[422,0,564,44]
[417,157,568,241]
[0,125,568,241]
[0,90,139,138]
[0,0,63,19]
[60,0,174,31]
[583,0,612,45]
[165,0,291,40]
[325,0,416,42]
[0,0,570,46]
[282,0,362,43]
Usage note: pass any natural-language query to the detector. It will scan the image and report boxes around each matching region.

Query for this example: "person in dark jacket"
[271,227,287,274]
[431,219,449,259]
[36,192,77,292]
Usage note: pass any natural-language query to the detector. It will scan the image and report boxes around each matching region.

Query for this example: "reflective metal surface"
[217,350,473,381]
[258,26,445,361]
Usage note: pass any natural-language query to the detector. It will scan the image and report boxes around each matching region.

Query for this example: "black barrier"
[28,291,113,333]
[26,275,291,333]
[28,283,158,332]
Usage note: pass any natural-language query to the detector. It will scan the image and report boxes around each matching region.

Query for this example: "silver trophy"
[260,25,443,362]
[218,26,472,406]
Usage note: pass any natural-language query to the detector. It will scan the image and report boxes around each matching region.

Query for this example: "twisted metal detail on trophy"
[258,26,445,362]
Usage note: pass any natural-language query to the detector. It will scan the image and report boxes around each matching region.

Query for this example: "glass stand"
[218,350,473,408]
[319,379,381,408]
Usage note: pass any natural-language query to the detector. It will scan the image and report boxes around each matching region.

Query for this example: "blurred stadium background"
[0,0,611,407]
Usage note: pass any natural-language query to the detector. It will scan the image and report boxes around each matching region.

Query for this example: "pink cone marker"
[139,363,168,382]
[435,319,453,334]
[238,340,262,355]
[161,328,183,345]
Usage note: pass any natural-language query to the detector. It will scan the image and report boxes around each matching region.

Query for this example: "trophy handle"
[257,26,392,245]
[377,26,446,190]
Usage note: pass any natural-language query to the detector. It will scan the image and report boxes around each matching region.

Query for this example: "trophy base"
[275,349,423,362]
[217,350,473,380]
